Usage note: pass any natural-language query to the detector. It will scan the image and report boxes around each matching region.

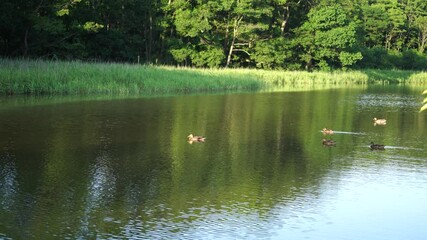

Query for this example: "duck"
[322,139,336,146]
[322,128,334,135]
[370,142,385,150]
[373,118,387,125]
[187,134,206,143]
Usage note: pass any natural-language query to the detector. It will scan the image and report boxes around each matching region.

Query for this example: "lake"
[1,85,426,240]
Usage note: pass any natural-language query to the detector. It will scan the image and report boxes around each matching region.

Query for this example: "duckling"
[187,134,206,143]
[322,139,336,147]
[373,118,387,125]
[322,128,334,135]
[370,142,385,150]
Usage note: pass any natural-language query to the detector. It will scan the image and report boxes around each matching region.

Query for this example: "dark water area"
[1,86,426,239]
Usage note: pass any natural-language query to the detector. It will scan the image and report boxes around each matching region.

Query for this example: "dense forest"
[1,0,427,70]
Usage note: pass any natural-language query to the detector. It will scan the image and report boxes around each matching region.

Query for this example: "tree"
[167,0,225,67]
[384,1,406,51]
[270,0,311,35]
[222,0,272,67]
[402,0,427,52]
[252,37,293,69]
[361,4,389,48]
[294,5,362,70]
[167,0,273,68]
[3,0,427,70]
[414,17,427,54]
[0,0,74,57]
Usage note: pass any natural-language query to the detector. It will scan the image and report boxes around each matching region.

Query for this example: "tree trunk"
[226,37,235,67]
[280,6,290,33]
[149,14,153,62]
[385,33,392,50]
[24,27,29,56]
[418,29,427,54]
[145,10,153,63]
[226,16,242,67]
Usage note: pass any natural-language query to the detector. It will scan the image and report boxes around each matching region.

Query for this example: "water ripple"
[356,94,420,109]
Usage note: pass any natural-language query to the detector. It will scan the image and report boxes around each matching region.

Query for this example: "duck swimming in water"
[322,139,336,147]
[322,128,334,135]
[370,142,385,150]
[187,134,206,143]
[373,118,387,125]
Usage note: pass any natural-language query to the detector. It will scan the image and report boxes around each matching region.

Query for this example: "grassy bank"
[0,59,426,95]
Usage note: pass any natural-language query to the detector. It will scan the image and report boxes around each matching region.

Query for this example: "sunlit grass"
[0,59,263,95]
[0,58,425,95]
[363,69,427,85]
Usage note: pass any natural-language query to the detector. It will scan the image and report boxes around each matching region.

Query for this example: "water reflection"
[357,94,420,109]
[79,149,117,238]
[0,153,18,210]
[0,85,426,239]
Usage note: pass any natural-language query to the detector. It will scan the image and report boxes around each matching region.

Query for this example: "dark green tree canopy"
[1,0,427,70]
[295,5,362,70]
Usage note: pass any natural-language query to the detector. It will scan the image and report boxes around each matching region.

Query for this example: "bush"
[356,47,427,70]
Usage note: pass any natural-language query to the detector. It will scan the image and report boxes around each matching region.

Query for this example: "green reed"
[0,59,262,95]
[0,59,425,95]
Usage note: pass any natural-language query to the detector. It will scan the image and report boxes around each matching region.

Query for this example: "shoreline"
[1,59,426,96]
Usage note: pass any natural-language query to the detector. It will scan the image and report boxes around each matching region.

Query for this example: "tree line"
[1,0,427,70]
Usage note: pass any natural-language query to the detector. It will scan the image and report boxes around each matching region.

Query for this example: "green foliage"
[252,38,293,69]
[223,0,273,67]
[414,16,427,53]
[2,0,427,70]
[33,17,66,35]
[339,51,363,67]
[170,47,194,65]
[191,47,225,68]
[356,47,392,69]
[400,50,427,70]
[295,5,361,70]
[356,47,427,70]
[385,3,406,48]
[82,22,104,32]
[170,44,224,68]
[174,8,212,37]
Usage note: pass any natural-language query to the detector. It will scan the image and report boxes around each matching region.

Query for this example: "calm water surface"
[1,86,426,239]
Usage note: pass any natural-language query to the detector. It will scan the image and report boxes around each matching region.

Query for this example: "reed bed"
[362,69,427,84]
[407,72,427,85]
[0,59,425,95]
[0,59,262,95]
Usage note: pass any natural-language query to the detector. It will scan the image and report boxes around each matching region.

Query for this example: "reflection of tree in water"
[0,153,18,210]
[78,137,117,238]
[3,89,424,239]
[421,89,427,112]
[88,153,116,205]
[99,93,325,239]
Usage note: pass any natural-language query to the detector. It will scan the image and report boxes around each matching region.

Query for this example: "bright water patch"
[320,130,367,135]
[356,93,421,110]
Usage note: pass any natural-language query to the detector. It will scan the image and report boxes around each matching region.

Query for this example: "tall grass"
[363,69,427,85]
[0,58,425,95]
[0,59,263,95]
